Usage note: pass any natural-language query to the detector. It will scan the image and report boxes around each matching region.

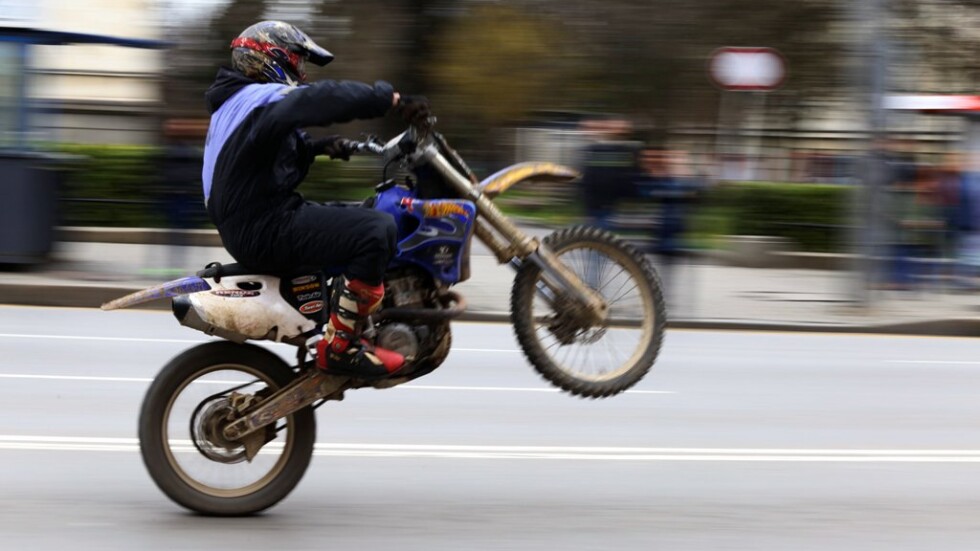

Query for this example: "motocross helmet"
[230,21,333,86]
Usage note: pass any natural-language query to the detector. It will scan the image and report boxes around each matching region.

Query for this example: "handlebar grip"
[351,141,384,155]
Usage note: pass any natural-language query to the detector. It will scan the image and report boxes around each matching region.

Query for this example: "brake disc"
[194,398,248,464]
[193,390,277,463]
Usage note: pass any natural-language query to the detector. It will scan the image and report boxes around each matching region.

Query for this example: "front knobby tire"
[511,225,666,398]
[139,341,316,516]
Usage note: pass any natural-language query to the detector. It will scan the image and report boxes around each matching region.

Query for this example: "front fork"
[502,238,607,319]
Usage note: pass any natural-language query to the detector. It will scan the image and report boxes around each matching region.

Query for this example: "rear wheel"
[511,225,666,398]
[139,341,316,516]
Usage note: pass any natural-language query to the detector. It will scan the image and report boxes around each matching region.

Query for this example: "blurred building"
[0,0,163,144]
[514,112,593,167]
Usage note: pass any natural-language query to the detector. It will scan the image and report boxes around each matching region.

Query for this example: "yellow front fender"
[478,162,580,199]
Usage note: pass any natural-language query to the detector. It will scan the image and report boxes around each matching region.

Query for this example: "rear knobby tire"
[511,225,666,398]
[139,341,316,516]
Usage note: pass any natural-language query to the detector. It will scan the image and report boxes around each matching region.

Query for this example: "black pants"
[219,201,397,285]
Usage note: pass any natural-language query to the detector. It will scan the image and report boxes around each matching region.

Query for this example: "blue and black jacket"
[202,67,394,238]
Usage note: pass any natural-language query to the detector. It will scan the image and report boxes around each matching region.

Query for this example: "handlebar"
[345,118,438,163]
[349,140,385,156]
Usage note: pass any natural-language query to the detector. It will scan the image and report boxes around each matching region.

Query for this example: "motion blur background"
[3,0,980,322]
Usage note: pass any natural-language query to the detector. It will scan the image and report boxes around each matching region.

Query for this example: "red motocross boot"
[315,277,405,379]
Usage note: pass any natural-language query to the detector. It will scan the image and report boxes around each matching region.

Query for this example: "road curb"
[665,318,980,336]
[0,282,172,311]
[1,282,978,337]
[55,226,224,248]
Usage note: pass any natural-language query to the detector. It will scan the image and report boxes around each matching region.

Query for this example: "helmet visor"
[300,37,333,66]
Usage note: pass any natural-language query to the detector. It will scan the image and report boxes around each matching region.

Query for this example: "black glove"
[393,95,432,128]
[311,135,355,161]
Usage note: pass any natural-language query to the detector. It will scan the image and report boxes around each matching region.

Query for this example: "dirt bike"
[102,122,666,516]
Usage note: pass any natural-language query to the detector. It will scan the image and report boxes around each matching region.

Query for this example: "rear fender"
[477,162,579,199]
[100,276,211,311]
[184,275,317,342]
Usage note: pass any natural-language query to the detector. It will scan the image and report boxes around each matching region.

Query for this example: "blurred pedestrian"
[914,165,948,288]
[637,148,699,304]
[153,118,207,276]
[953,157,980,289]
[936,153,968,286]
[884,158,943,291]
[578,117,640,231]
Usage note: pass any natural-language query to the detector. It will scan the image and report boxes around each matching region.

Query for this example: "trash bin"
[0,151,68,264]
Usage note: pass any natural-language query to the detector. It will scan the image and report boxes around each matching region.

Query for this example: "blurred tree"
[163,0,445,132]
[532,0,845,129]
[163,0,850,129]
[426,4,580,135]
[159,0,980,154]
[890,0,980,94]
[163,0,269,116]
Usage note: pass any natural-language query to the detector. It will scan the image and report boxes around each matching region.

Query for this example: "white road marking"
[0,374,154,383]
[0,373,672,394]
[0,333,671,394]
[0,374,239,384]
[0,435,976,462]
[887,360,980,365]
[0,333,519,354]
[387,385,671,394]
[0,333,205,344]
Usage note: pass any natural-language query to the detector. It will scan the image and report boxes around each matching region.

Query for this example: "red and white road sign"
[709,47,786,91]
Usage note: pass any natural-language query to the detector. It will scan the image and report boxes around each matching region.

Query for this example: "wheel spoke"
[532,244,651,380]
[514,227,663,397]
[609,283,639,306]
[596,265,628,295]
[596,253,613,291]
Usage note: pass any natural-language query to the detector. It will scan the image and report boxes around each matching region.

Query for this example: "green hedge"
[698,181,854,252]
[56,144,164,227]
[50,145,856,253]
[492,180,854,252]
[53,144,381,228]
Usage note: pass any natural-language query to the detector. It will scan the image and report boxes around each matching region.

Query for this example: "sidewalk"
[2,230,980,336]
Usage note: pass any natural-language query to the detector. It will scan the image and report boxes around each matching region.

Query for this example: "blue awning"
[0,26,168,49]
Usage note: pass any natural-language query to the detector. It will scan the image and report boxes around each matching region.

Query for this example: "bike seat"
[196,262,292,282]
[196,261,341,283]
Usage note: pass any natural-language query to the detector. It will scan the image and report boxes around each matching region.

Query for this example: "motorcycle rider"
[203,21,431,379]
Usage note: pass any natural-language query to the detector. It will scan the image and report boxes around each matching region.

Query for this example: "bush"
[51,145,854,253]
[700,181,854,252]
[56,144,166,227]
[52,144,382,228]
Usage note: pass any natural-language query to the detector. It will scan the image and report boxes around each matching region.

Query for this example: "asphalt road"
[2,305,980,550]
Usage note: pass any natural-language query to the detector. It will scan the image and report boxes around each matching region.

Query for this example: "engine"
[376,322,421,360]
[384,270,429,309]
[376,268,446,363]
